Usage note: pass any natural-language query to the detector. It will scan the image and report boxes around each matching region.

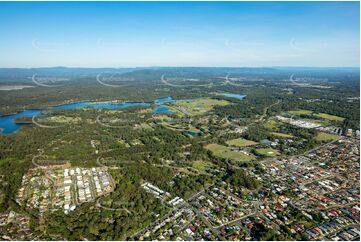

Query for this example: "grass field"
[270,132,294,138]
[314,113,345,121]
[192,160,215,172]
[255,148,280,157]
[288,109,313,115]
[288,109,344,122]
[264,119,280,130]
[205,143,256,162]
[315,132,339,141]
[139,123,153,131]
[226,138,258,147]
[174,98,229,116]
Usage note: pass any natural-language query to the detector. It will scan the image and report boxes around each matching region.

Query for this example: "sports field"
[255,148,280,157]
[226,138,258,147]
[205,143,256,162]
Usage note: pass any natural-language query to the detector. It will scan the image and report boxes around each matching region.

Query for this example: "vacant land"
[192,160,215,172]
[315,132,339,141]
[288,109,313,115]
[255,148,280,157]
[264,119,280,130]
[205,143,255,162]
[226,138,258,147]
[314,113,345,122]
[270,132,294,138]
[173,98,229,116]
[289,109,344,122]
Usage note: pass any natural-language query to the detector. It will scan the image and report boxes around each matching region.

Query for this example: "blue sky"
[0,1,359,67]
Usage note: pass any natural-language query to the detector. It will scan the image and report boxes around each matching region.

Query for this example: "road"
[256,99,281,123]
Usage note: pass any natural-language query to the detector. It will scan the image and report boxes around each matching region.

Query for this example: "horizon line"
[0,66,360,69]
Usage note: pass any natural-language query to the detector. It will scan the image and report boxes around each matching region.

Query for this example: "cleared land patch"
[314,113,345,121]
[173,98,229,116]
[255,148,280,157]
[288,109,344,122]
[192,160,215,173]
[205,144,255,162]
[270,132,294,138]
[264,119,280,130]
[288,109,313,115]
[315,132,339,141]
[226,138,258,147]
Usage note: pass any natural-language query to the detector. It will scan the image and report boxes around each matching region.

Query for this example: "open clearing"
[205,143,255,162]
[288,109,313,115]
[226,138,258,147]
[192,160,215,172]
[264,119,280,130]
[288,109,344,122]
[255,148,280,157]
[314,113,345,121]
[270,132,294,138]
[315,132,339,141]
[173,98,229,116]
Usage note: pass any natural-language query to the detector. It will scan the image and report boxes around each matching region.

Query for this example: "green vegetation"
[254,148,280,157]
[315,132,339,141]
[270,132,294,138]
[192,160,215,173]
[264,119,280,130]
[288,110,345,122]
[314,113,345,121]
[288,109,313,115]
[226,138,258,147]
[172,98,229,116]
[0,67,359,240]
[205,144,256,162]
[225,168,260,190]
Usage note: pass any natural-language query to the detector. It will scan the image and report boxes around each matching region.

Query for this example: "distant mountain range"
[0,66,358,78]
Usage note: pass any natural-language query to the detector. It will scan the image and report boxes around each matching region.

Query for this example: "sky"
[0,1,359,68]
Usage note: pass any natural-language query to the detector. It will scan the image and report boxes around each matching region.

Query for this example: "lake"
[0,97,176,135]
[153,106,175,115]
[221,93,246,100]
[52,101,151,110]
[154,96,175,104]
[0,109,43,134]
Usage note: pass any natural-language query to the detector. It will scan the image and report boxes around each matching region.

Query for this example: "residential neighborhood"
[16,167,114,214]
[132,136,360,241]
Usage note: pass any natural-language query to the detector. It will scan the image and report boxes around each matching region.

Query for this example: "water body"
[185,130,202,137]
[153,106,175,115]
[52,101,151,110]
[0,109,43,134]
[0,98,176,134]
[222,93,246,100]
[154,96,175,104]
